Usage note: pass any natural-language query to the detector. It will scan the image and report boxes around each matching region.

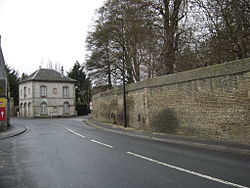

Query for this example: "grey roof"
[0,36,7,78]
[19,68,76,83]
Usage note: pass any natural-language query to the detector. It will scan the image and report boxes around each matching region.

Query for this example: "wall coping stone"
[93,58,250,99]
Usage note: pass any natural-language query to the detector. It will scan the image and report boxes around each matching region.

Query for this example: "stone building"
[19,68,76,117]
[0,35,10,131]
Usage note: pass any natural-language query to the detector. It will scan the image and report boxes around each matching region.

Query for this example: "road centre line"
[126,151,248,188]
[91,140,113,148]
[66,128,113,148]
[67,128,86,138]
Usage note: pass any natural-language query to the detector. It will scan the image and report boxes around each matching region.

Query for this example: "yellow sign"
[0,98,6,107]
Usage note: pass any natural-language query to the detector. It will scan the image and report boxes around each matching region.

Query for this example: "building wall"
[0,36,10,131]
[19,81,75,117]
[92,58,250,144]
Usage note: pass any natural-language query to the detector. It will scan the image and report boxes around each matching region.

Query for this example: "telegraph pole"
[121,16,127,128]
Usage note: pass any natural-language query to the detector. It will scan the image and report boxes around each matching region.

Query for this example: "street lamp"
[119,14,127,128]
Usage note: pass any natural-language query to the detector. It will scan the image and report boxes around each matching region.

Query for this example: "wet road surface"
[0,118,249,188]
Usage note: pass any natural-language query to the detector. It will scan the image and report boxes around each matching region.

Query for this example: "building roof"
[19,68,76,84]
[0,36,7,78]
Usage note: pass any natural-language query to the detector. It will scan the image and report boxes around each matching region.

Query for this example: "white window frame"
[40,85,47,97]
[63,87,69,97]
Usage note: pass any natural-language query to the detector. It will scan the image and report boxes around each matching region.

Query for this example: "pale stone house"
[19,68,76,117]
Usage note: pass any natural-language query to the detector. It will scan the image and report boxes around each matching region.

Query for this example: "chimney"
[61,66,64,76]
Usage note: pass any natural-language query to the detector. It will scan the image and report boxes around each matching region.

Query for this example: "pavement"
[84,117,250,156]
[0,123,27,139]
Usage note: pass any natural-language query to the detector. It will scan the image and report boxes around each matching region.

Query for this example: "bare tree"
[152,0,188,74]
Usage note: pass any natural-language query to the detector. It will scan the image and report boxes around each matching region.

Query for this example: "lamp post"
[120,15,127,128]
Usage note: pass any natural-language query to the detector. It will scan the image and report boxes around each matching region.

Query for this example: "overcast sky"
[0,0,105,75]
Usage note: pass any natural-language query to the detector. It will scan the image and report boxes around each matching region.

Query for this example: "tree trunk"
[106,46,112,90]
[161,0,183,75]
[232,0,248,59]
[133,44,141,82]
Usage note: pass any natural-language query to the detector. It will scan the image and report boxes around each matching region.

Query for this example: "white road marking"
[91,140,113,148]
[67,128,86,138]
[126,151,248,188]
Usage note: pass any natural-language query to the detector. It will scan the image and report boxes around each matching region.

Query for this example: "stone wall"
[92,58,250,144]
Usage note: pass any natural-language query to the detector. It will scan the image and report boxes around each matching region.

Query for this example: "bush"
[152,108,179,133]
[75,103,88,116]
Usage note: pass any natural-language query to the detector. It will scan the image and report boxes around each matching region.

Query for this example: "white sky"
[0,0,105,75]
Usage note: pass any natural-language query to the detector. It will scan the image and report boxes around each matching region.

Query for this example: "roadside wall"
[92,58,250,144]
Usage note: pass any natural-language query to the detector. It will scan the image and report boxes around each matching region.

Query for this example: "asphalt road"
[0,117,249,188]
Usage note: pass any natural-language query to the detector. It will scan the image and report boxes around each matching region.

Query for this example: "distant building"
[18,68,76,117]
[0,35,10,131]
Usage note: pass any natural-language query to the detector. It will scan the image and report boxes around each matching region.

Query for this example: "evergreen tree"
[20,73,28,81]
[5,65,19,106]
[67,61,91,104]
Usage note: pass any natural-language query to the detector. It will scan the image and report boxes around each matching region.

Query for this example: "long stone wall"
[92,58,250,144]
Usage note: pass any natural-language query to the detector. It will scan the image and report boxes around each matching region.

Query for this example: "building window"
[53,88,57,95]
[63,87,69,97]
[40,102,47,114]
[24,87,27,98]
[63,102,69,114]
[40,85,47,97]
[28,88,31,95]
